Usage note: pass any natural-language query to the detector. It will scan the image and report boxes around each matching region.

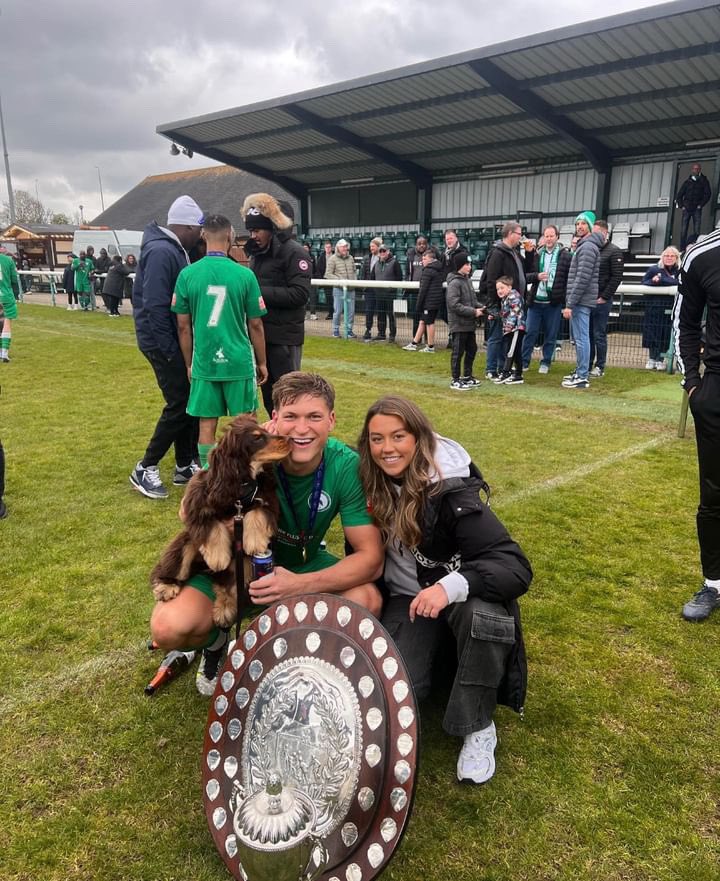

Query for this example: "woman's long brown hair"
[358,396,438,548]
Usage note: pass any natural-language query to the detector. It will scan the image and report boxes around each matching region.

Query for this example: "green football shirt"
[0,253,19,304]
[273,438,374,571]
[172,255,266,381]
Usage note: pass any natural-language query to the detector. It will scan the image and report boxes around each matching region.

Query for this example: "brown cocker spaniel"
[150,416,289,627]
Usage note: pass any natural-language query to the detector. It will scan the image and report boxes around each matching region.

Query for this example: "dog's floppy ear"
[207,416,255,490]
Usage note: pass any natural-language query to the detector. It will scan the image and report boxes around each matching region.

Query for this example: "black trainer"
[682,584,720,622]
[196,629,230,696]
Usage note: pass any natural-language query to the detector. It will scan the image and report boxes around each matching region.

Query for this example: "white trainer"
[457,721,497,784]
[645,359,657,370]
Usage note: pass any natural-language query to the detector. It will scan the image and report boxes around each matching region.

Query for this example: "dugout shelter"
[157,0,720,257]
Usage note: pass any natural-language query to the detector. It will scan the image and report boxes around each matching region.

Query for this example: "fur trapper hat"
[242,193,293,231]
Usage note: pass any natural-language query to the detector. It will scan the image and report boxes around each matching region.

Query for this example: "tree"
[0,189,57,226]
[49,212,70,225]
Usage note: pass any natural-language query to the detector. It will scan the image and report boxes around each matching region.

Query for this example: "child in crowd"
[495,276,526,385]
[403,247,444,353]
[446,253,483,390]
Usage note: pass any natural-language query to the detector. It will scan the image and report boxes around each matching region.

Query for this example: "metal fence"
[16,271,678,372]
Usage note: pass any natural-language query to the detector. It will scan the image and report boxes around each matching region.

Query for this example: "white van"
[72,228,143,260]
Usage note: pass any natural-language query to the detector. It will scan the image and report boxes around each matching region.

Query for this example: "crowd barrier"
[14,271,679,372]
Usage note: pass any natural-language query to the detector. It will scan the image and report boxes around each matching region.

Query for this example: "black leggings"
[67,291,78,305]
[502,329,525,376]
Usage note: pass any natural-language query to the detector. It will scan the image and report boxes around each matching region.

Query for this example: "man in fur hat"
[242,193,312,414]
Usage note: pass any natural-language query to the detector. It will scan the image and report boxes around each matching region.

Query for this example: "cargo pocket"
[458,609,515,688]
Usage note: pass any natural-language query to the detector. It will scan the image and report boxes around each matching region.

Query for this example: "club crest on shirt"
[213,347,229,364]
[298,259,309,272]
[258,296,266,310]
[312,491,331,512]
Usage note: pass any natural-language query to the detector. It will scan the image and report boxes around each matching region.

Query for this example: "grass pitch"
[1,305,718,881]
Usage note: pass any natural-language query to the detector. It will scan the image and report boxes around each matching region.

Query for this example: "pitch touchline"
[496,436,671,507]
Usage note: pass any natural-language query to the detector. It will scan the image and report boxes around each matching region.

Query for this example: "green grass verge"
[1,305,717,881]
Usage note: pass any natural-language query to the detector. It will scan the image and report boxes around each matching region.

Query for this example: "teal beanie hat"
[575,210,596,229]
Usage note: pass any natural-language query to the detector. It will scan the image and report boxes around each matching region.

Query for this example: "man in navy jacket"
[130,195,204,500]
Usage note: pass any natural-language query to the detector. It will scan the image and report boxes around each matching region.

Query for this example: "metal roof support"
[595,170,612,224]
[156,134,309,200]
[468,59,611,173]
[284,104,433,190]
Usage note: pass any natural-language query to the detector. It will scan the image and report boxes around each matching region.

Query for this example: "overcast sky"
[1,0,662,222]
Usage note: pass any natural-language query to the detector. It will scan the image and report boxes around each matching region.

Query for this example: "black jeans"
[376,292,396,338]
[141,348,197,468]
[689,372,720,579]
[262,343,303,415]
[364,290,377,334]
[451,330,478,380]
[0,440,5,498]
[382,595,515,736]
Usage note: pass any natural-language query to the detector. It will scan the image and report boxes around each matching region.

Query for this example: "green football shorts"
[0,296,17,320]
[187,377,258,418]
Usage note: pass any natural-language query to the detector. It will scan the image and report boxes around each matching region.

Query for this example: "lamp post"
[79,204,84,224]
[95,165,105,213]
[0,91,15,224]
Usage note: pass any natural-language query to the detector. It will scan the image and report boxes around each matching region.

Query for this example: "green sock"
[199,443,216,469]
[0,336,10,353]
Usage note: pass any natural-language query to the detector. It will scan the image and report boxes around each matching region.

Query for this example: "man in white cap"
[129,195,204,499]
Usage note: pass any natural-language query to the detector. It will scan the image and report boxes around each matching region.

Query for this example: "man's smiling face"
[272,394,336,475]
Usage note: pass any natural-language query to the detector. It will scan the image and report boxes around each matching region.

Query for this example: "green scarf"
[537,245,560,301]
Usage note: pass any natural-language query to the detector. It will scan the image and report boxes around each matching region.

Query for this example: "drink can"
[251,550,274,580]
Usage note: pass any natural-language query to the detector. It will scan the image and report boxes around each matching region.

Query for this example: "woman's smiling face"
[367,414,418,478]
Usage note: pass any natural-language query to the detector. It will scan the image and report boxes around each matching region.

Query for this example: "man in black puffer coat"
[242,193,311,414]
[589,219,624,377]
[403,247,444,352]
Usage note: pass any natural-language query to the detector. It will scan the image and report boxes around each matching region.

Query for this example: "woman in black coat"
[358,396,531,785]
[641,246,680,369]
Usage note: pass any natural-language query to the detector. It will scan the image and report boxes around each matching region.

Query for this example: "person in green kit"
[73,251,93,310]
[172,214,268,468]
[0,247,20,362]
[149,371,384,696]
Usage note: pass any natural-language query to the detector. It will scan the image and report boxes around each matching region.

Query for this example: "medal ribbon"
[276,458,326,564]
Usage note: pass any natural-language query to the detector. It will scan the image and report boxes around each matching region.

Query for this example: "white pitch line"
[496,435,671,507]
[0,640,150,715]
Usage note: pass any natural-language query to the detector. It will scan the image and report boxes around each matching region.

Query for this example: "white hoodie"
[384,435,471,604]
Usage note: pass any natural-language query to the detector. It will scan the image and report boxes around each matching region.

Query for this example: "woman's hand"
[409,584,449,622]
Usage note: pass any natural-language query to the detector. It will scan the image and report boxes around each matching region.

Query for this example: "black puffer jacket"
[597,240,625,303]
[413,475,531,713]
[676,173,712,210]
[478,242,534,311]
[417,259,444,311]
[247,231,311,346]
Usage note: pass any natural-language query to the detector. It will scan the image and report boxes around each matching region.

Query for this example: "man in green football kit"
[0,248,20,362]
[172,215,269,468]
[149,371,384,695]
[72,252,94,310]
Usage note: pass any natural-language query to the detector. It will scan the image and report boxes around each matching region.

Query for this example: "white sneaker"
[196,629,230,696]
[403,342,418,351]
[420,345,435,353]
[538,363,549,375]
[309,313,317,320]
[655,360,666,371]
[645,359,657,370]
[66,305,74,310]
[457,721,497,784]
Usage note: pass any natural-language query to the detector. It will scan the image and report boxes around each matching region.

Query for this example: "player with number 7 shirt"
[173,214,268,469]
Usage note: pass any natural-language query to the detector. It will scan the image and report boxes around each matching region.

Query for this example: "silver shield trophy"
[202,595,418,881]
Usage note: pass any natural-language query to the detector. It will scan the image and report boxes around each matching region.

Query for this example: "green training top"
[274,437,374,570]
[172,255,266,381]
[0,253,20,303]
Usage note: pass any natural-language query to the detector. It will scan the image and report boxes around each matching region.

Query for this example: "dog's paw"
[242,508,273,557]
[153,582,181,603]
[199,523,232,571]
[213,590,237,628]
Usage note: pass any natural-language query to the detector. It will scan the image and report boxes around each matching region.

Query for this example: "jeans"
[141,347,198,468]
[680,207,702,250]
[382,595,515,736]
[332,287,355,336]
[364,289,377,334]
[522,302,562,368]
[589,300,612,371]
[570,304,592,380]
[485,317,503,374]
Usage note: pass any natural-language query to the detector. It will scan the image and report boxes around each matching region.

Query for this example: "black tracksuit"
[674,228,720,579]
